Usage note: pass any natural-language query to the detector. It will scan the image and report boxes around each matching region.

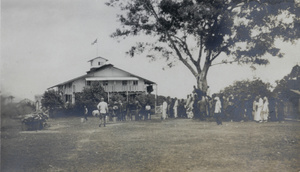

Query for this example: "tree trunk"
[197,75,208,95]
[196,63,210,95]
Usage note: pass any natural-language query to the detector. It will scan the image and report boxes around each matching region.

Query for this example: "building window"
[103,81,108,86]
[98,62,101,65]
[65,95,72,103]
[133,81,138,85]
[122,81,127,86]
[87,81,91,86]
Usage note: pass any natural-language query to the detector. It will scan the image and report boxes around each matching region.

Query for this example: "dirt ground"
[1,115,300,172]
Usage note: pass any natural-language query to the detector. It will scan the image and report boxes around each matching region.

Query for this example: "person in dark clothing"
[133,100,142,121]
[277,98,285,123]
[234,97,245,122]
[178,99,186,118]
[193,94,200,119]
[83,105,88,121]
[198,96,207,120]
[119,100,126,121]
[112,101,120,121]
[227,95,235,121]
[268,97,276,121]
[193,85,204,100]
[245,95,253,121]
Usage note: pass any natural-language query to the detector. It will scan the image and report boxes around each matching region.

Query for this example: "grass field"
[1,115,300,172]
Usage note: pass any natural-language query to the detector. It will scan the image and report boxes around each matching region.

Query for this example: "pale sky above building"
[1,0,300,101]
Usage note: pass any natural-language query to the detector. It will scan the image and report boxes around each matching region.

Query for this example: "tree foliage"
[106,0,300,92]
[41,90,64,110]
[74,82,107,110]
[220,79,273,101]
[273,64,300,101]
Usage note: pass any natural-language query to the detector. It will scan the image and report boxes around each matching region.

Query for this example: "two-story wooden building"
[49,57,156,104]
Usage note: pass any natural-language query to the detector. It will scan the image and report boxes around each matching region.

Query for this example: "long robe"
[173,99,178,118]
[162,101,168,120]
[254,98,263,122]
[187,99,194,119]
[261,99,269,121]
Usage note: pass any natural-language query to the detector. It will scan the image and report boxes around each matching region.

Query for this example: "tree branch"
[210,59,240,67]
[171,35,198,67]
[210,50,222,63]
[197,35,203,66]
[143,0,198,77]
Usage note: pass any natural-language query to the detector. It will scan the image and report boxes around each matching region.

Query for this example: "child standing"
[84,105,88,121]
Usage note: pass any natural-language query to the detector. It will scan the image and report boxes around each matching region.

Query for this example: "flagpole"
[97,39,99,57]
[92,38,98,57]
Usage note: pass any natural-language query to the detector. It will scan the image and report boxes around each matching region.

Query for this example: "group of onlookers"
[85,98,152,127]
[161,86,285,125]
[253,96,270,123]
[85,86,286,127]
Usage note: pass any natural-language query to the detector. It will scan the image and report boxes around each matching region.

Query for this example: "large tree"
[106,0,299,93]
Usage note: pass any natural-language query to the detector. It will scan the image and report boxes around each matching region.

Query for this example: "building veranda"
[48,57,157,104]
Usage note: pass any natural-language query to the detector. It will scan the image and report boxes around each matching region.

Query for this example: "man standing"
[173,98,178,118]
[145,103,151,120]
[97,98,108,127]
[162,99,168,120]
[84,105,88,121]
[214,96,222,125]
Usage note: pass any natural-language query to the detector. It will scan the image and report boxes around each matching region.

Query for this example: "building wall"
[90,58,107,68]
[99,80,146,93]
[90,66,147,92]
[91,66,129,77]
[58,66,150,104]
[73,78,86,93]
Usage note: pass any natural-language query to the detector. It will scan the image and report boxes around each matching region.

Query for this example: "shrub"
[41,90,64,118]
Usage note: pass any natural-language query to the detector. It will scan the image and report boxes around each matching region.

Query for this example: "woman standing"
[162,99,168,120]
[261,96,269,122]
[214,97,222,125]
[186,96,194,119]
[254,96,263,122]
[173,98,178,118]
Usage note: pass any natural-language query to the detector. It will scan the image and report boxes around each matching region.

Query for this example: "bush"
[21,111,48,131]
[74,82,107,115]
[41,90,64,117]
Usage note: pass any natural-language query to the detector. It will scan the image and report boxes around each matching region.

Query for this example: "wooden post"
[127,80,129,102]
[155,84,158,114]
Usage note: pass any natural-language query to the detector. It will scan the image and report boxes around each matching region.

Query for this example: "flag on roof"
[91,39,97,45]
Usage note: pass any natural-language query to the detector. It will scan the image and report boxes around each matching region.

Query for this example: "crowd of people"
[84,86,285,127]
[85,98,152,127]
[160,86,285,125]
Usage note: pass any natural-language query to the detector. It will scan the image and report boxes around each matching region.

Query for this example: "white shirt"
[173,100,178,109]
[214,98,222,113]
[97,101,108,114]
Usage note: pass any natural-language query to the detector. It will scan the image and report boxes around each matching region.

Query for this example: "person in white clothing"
[173,98,179,118]
[261,96,269,122]
[214,97,222,125]
[187,96,194,119]
[162,99,168,120]
[255,96,263,122]
[97,98,108,127]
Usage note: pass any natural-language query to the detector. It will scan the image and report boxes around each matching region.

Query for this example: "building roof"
[86,77,139,81]
[113,65,156,84]
[87,56,109,62]
[48,74,88,89]
[86,64,156,84]
[290,89,300,96]
[48,64,156,89]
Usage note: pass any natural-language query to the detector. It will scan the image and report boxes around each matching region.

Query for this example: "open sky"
[1,0,300,101]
